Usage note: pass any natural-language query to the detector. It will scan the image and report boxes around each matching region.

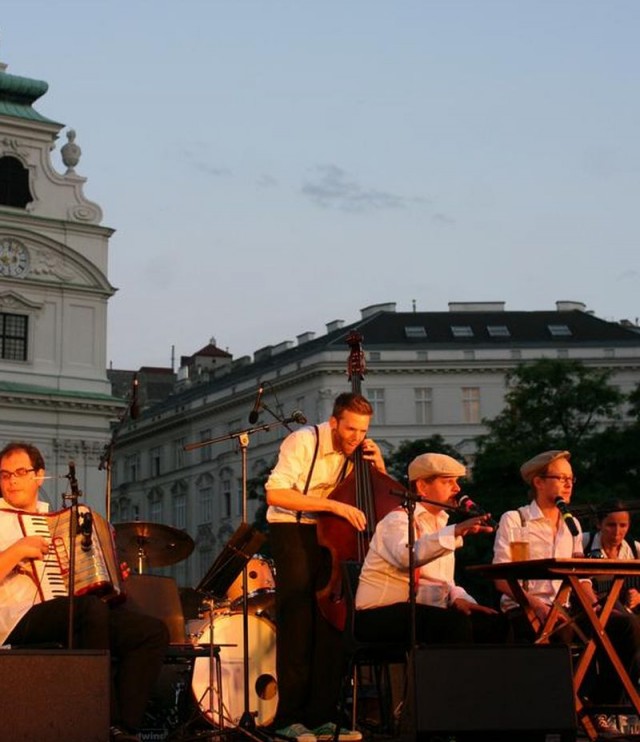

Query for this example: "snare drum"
[226,556,275,613]
[191,611,278,728]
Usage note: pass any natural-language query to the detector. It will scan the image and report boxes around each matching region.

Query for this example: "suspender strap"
[297,425,320,523]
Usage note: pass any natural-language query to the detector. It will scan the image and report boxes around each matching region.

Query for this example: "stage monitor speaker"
[409,644,576,742]
[0,649,110,741]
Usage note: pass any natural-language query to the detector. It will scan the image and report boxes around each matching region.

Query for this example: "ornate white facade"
[0,61,122,512]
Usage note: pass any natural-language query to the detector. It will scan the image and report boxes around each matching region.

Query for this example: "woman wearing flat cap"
[354,453,508,644]
[493,450,640,733]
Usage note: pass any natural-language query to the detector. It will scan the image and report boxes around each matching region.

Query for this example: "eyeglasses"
[0,468,36,482]
[541,475,577,485]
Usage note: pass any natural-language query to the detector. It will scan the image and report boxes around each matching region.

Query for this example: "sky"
[2,0,640,370]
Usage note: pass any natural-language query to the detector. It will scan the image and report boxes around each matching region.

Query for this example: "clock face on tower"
[0,238,30,278]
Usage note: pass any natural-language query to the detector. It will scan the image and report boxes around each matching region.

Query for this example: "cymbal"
[114,521,194,568]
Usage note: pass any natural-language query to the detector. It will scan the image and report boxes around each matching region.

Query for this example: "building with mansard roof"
[0,58,121,512]
[110,300,640,588]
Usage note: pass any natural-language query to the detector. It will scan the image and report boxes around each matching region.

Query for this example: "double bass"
[315,330,403,630]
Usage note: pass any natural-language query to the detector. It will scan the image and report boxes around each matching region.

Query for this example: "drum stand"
[185,414,303,742]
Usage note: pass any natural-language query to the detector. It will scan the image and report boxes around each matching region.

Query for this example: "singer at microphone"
[454,492,498,529]
[248,385,264,424]
[554,496,579,537]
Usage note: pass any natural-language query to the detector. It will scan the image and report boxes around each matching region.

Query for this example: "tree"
[470,359,625,518]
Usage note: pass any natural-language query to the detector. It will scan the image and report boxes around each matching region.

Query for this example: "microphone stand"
[63,463,82,649]
[100,373,139,521]
[184,413,304,741]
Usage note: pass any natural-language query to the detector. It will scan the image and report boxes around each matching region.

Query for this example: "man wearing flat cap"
[354,453,508,644]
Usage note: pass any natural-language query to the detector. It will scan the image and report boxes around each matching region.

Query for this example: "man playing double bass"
[265,392,386,742]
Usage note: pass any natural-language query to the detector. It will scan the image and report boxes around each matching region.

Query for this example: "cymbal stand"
[184,413,304,741]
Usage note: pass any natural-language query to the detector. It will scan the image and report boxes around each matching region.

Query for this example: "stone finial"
[61,129,82,173]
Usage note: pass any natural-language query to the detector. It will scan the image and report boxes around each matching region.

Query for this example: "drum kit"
[114,520,278,740]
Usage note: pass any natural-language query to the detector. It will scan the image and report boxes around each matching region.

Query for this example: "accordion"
[16,505,124,603]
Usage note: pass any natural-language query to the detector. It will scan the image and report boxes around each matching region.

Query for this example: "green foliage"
[470,359,626,518]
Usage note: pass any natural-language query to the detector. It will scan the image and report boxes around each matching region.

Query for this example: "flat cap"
[408,453,466,482]
[520,450,571,484]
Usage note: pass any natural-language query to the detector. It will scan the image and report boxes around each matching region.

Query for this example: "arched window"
[0,156,32,208]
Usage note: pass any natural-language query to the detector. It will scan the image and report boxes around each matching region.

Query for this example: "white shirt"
[0,499,50,644]
[582,531,640,559]
[355,502,475,610]
[265,422,350,524]
[493,499,584,611]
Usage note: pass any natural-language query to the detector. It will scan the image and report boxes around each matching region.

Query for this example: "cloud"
[257,174,278,188]
[180,146,232,177]
[301,164,426,213]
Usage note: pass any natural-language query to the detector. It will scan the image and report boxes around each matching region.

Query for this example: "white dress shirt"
[0,499,49,644]
[265,421,350,525]
[355,502,475,610]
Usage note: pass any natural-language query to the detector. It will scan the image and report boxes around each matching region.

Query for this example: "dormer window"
[548,324,572,337]
[451,325,474,338]
[405,326,427,339]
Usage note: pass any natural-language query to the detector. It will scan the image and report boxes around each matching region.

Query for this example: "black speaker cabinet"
[409,644,576,741]
[0,649,110,741]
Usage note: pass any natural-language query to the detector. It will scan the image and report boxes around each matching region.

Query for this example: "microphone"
[248,385,264,424]
[67,460,76,482]
[555,496,579,537]
[79,510,93,552]
[454,493,498,528]
[130,373,140,420]
[289,410,307,425]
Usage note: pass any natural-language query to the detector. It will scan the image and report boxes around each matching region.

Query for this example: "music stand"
[198,523,266,599]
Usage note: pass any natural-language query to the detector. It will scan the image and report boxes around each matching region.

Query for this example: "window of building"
[462,387,481,424]
[463,350,475,361]
[405,326,427,339]
[368,351,381,362]
[1,312,28,361]
[148,491,163,523]
[415,387,433,425]
[199,429,212,462]
[149,446,162,477]
[487,325,510,338]
[556,349,569,359]
[173,438,186,469]
[604,348,615,359]
[511,349,522,360]
[548,324,572,337]
[125,454,138,483]
[366,388,386,424]
[172,486,187,530]
[199,485,213,524]
[451,325,474,338]
[416,350,429,362]
[221,476,232,518]
[0,156,32,208]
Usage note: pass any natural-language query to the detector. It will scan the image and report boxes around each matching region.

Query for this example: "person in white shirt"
[493,450,640,732]
[0,441,168,742]
[355,453,508,644]
[583,500,640,611]
[265,392,386,742]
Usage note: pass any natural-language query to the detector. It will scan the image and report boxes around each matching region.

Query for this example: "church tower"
[0,58,121,513]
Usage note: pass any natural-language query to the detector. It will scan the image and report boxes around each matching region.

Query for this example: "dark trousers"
[355,602,510,645]
[6,595,169,731]
[505,606,640,704]
[270,522,344,729]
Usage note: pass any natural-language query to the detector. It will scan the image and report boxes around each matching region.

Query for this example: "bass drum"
[192,611,278,728]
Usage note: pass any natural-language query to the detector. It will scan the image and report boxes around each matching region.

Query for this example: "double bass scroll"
[315,331,402,630]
